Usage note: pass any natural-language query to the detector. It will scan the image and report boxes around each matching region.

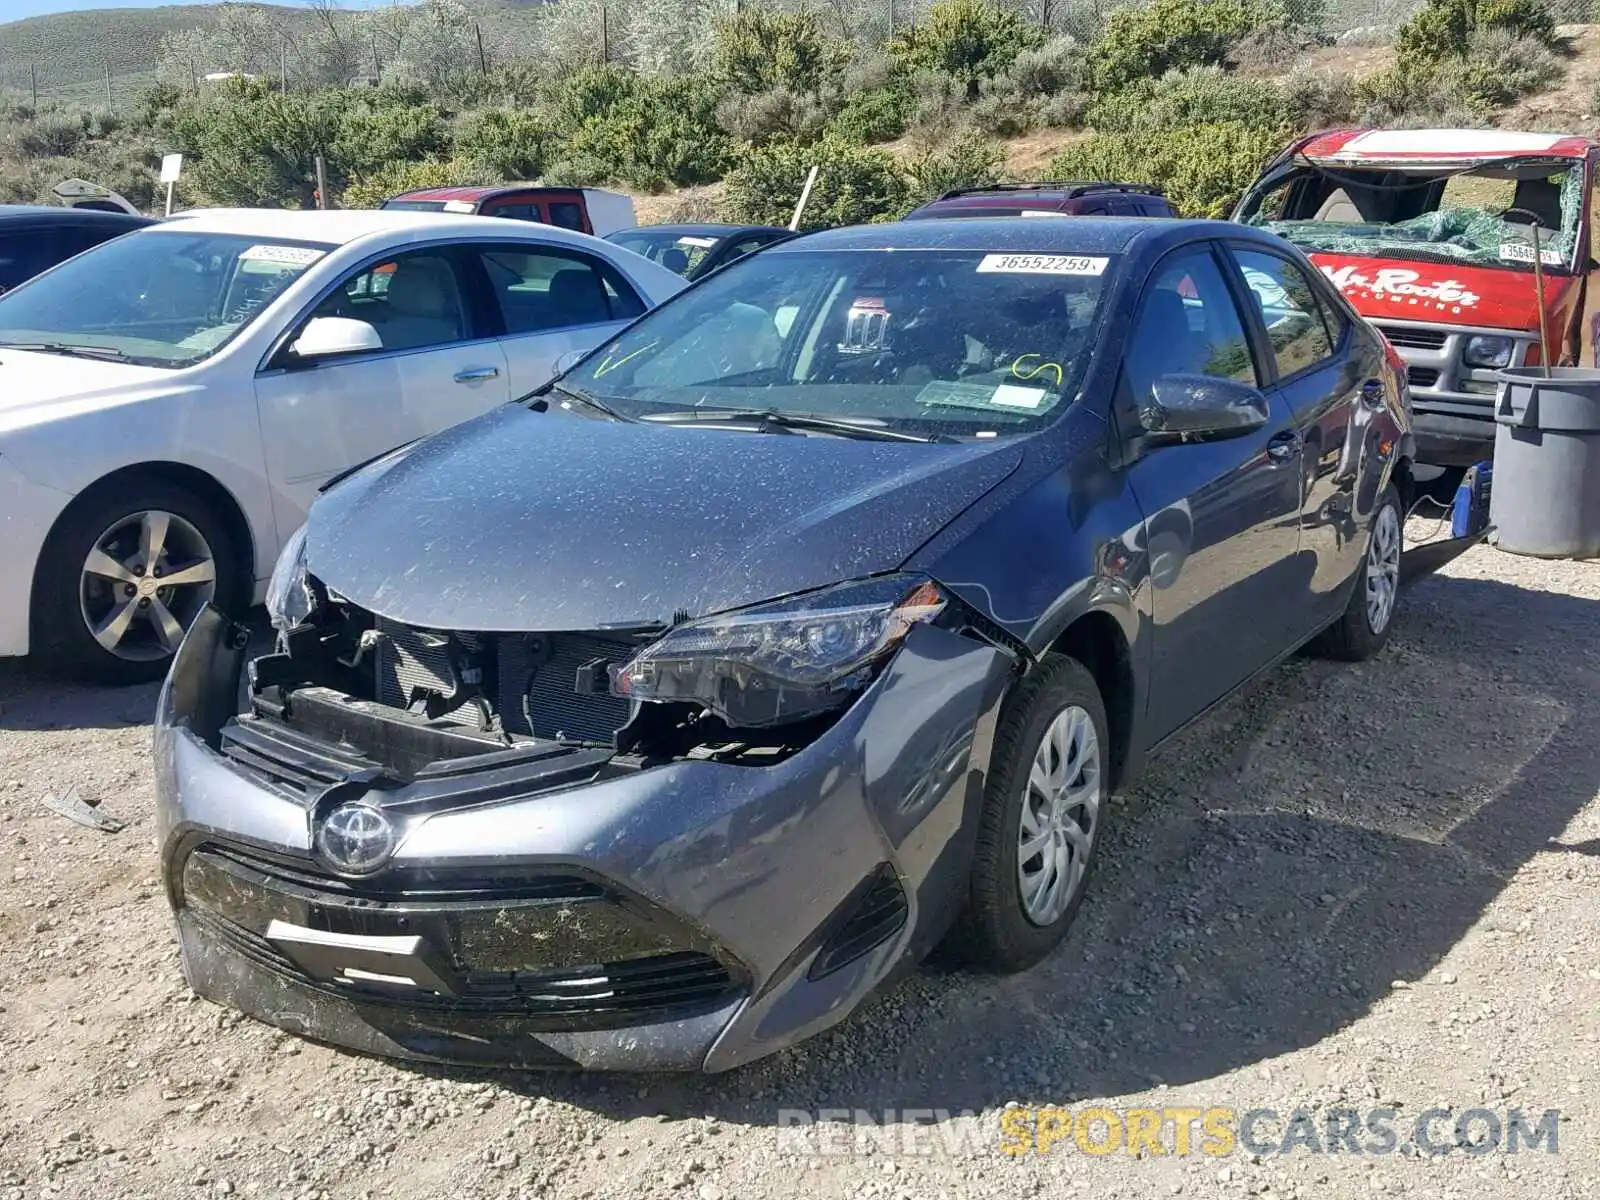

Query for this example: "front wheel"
[31,478,242,685]
[946,654,1109,974]
[1310,482,1403,662]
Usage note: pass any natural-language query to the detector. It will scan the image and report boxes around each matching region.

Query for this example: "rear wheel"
[31,478,242,685]
[946,654,1109,973]
[1310,482,1402,662]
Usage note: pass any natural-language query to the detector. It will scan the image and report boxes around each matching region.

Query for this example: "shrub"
[341,156,483,208]
[455,107,552,179]
[1049,120,1284,217]
[1395,0,1555,69]
[721,136,908,229]
[1036,89,1094,128]
[905,132,1005,206]
[997,35,1088,96]
[1086,66,1288,133]
[1087,0,1285,91]
[717,87,830,146]
[713,8,845,95]
[970,91,1035,137]
[888,0,1044,99]
[827,83,913,145]
[1280,65,1360,128]
[560,75,733,190]
[905,69,968,149]
[12,111,88,159]
[328,96,449,177]
[1443,29,1562,107]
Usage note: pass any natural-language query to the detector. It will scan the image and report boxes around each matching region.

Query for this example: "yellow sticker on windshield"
[978,254,1108,276]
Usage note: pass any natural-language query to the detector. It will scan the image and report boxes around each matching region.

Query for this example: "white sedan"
[0,208,686,682]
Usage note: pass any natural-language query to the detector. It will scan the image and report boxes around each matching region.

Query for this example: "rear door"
[253,245,508,534]
[466,242,648,396]
[1117,243,1306,741]
[1228,243,1372,628]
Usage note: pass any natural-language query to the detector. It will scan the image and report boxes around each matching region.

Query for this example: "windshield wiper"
[527,381,634,423]
[0,341,129,361]
[642,408,956,444]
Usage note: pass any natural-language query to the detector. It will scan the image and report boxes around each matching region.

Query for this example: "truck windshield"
[1241,159,1582,272]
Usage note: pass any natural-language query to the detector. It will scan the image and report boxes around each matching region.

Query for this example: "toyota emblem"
[315,802,397,873]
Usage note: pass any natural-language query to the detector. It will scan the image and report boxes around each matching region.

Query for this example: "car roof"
[771,216,1218,255]
[1300,127,1593,164]
[616,223,787,237]
[147,206,598,247]
[388,185,568,203]
[0,204,152,226]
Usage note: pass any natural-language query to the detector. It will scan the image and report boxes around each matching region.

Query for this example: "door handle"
[453,366,500,383]
[1359,378,1386,409]
[1265,431,1301,463]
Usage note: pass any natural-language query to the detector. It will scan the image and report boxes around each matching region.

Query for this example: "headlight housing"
[1462,335,1514,370]
[610,574,947,728]
[264,523,314,634]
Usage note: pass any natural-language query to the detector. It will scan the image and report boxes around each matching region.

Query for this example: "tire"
[946,653,1110,973]
[31,475,243,686]
[1310,482,1403,663]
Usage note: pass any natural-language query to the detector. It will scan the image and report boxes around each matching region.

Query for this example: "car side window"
[474,247,645,335]
[491,204,541,222]
[0,229,73,291]
[1232,248,1340,379]
[309,249,469,353]
[548,203,585,231]
[1125,246,1260,409]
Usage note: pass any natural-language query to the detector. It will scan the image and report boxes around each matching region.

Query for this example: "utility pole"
[371,31,381,80]
[475,22,487,74]
[314,155,329,210]
[600,6,609,64]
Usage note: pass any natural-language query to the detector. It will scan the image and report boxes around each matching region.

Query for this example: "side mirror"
[290,316,382,361]
[553,349,586,375]
[1140,374,1270,440]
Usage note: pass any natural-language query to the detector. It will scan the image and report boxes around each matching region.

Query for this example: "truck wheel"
[1310,482,1403,662]
[31,477,242,686]
[946,654,1109,973]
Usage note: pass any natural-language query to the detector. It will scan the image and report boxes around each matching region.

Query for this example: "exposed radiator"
[375,621,635,745]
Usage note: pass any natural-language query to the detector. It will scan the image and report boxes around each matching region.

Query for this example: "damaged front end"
[154,561,1017,1071]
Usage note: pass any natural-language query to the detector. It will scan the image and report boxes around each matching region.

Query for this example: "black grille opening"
[809,866,909,980]
[1378,325,1448,351]
[1407,366,1441,388]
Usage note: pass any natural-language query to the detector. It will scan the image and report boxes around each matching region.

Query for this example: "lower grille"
[375,621,635,745]
[1378,324,1448,351]
[1407,366,1441,388]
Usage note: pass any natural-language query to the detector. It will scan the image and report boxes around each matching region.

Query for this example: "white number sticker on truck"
[1499,242,1565,266]
[977,254,1109,276]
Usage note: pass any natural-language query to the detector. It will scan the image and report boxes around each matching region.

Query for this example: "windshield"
[381,199,450,212]
[607,229,720,276]
[556,248,1113,439]
[0,230,331,368]
[1242,160,1582,272]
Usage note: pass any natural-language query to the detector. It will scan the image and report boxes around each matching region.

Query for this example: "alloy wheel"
[1365,502,1401,636]
[1016,704,1103,927]
[78,509,217,663]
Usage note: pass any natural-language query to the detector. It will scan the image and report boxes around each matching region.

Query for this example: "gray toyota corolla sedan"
[155,217,1414,1072]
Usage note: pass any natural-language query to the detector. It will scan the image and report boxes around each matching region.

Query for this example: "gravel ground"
[2,523,1598,1200]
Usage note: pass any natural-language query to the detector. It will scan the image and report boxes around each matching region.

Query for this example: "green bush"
[827,83,913,145]
[1087,0,1284,91]
[1279,65,1360,128]
[558,75,732,191]
[455,107,551,179]
[1395,0,1555,68]
[889,0,1044,99]
[1086,66,1287,133]
[905,132,1005,206]
[718,87,830,147]
[341,156,484,208]
[328,96,449,177]
[721,136,908,229]
[1049,120,1284,217]
[970,35,1090,135]
[1443,29,1562,107]
[713,8,845,95]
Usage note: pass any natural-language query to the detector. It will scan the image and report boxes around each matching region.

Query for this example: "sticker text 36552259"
[977,254,1109,276]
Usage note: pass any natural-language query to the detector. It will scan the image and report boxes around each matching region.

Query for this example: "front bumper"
[1412,410,1495,468]
[0,454,74,658]
[155,609,1010,1072]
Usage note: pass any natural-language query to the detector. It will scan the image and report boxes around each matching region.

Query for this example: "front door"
[1231,245,1369,627]
[1119,244,1306,743]
[254,246,508,537]
[466,244,649,398]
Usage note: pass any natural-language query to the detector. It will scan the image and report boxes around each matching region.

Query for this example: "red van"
[1235,128,1598,467]
[381,185,637,238]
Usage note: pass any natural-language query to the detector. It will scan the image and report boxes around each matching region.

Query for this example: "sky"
[9,0,394,19]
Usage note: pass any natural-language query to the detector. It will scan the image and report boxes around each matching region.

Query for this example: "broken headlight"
[610,575,947,729]
[264,523,314,634]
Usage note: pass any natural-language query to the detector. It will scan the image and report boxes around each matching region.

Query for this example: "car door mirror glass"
[291,316,382,361]
[1141,373,1270,440]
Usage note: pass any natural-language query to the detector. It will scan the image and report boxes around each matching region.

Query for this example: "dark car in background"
[157,216,1413,1073]
[904,182,1176,221]
[0,206,152,295]
[605,223,795,281]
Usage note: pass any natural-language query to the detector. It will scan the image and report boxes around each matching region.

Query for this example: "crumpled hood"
[308,405,1025,631]
[0,347,181,435]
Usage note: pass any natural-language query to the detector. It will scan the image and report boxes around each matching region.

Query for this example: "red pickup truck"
[1235,128,1598,468]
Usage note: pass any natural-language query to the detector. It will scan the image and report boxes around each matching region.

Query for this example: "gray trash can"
[1490,367,1600,559]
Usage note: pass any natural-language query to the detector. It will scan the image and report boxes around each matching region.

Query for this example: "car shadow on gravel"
[468,573,1600,1122]
[0,661,162,732]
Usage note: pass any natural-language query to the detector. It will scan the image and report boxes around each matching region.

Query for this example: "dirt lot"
[1,525,1598,1200]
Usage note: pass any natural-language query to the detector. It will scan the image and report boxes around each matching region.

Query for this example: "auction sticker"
[1499,242,1565,266]
[978,253,1108,276]
[239,244,325,266]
